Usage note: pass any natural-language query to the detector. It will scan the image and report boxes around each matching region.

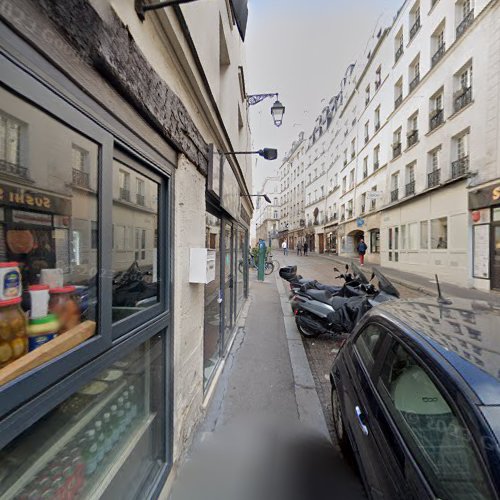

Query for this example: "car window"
[379,342,492,500]
[354,323,386,369]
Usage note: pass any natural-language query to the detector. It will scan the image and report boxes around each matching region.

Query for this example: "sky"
[246,0,404,192]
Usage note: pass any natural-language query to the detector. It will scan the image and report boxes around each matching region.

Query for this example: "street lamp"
[224,148,278,161]
[247,93,286,127]
[135,0,200,20]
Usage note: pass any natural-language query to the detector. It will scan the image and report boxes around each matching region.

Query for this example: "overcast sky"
[246,0,404,191]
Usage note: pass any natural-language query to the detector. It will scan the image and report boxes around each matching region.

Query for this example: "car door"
[341,322,404,498]
[376,338,495,500]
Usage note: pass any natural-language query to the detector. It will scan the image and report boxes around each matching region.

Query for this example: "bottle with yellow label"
[0,297,28,368]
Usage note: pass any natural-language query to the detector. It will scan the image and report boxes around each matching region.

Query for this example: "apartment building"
[278,133,306,249]
[254,176,280,247]
[279,0,500,289]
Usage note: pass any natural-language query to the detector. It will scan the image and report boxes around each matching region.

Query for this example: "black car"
[330,297,500,499]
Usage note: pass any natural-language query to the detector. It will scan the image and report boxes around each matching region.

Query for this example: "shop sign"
[469,183,500,210]
[12,210,52,226]
[356,217,365,227]
[473,224,490,279]
[0,184,71,215]
[471,209,491,225]
[220,158,241,220]
[366,191,383,200]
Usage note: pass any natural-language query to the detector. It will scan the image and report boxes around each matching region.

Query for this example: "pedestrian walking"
[357,238,368,266]
[282,240,288,256]
[303,242,308,256]
[297,243,302,256]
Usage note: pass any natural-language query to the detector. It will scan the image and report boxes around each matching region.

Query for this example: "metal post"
[257,239,266,281]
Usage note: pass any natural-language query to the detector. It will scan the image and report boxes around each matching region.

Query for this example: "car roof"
[372,297,500,406]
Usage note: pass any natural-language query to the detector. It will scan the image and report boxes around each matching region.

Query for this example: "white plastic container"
[0,262,22,300]
[29,284,50,319]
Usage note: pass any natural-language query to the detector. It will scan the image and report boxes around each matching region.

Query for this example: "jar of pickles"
[0,297,28,368]
[49,286,81,334]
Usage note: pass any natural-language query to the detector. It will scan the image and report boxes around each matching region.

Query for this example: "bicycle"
[238,255,274,275]
[268,254,280,271]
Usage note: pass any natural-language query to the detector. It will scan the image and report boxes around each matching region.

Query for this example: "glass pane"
[0,334,165,500]
[236,229,246,316]
[112,160,159,323]
[431,217,448,249]
[380,343,492,500]
[0,88,98,372]
[492,208,500,222]
[203,213,221,386]
[355,324,385,368]
[223,223,233,350]
[420,221,428,249]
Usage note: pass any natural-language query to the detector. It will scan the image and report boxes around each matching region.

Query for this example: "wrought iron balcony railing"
[375,121,380,131]
[405,181,415,196]
[407,130,419,148]
[432,43,446,67]
[454,86,472,113]
[456,9,474,39]
[72,168,90,188]
[395,44,404,63]
[409,74,420,93]
[120,188,131,201]
[429,109,444,131]
[391,188,399,202]
[1,159,29,179]
[136,193,145,206]
[395,95,403,110]
[410,18,421,40]
[363,168,368,178]
[373,161,380,171]
[392,142,402,159]
[451,156,469,178]
[428,169,441,188]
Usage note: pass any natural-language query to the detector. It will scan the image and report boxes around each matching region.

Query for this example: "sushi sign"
[0,184,71,215]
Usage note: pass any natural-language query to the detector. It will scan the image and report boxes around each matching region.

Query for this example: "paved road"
[171,275,365,500]
[275,253,422,443]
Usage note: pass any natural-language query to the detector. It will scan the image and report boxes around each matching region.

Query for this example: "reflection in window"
[431,217,448,249]
[380,343,491,500]
[0,87,98,372]
[420,220,429,249]
[112,160,159,322]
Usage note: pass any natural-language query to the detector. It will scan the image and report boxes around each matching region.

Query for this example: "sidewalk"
[319,253,500,305]
[169,275,364,500]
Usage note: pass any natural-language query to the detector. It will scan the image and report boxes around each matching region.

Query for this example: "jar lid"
[49,286,76,294]
[0,297,22,307]
[0,262,19,268]
[29,314,59,325]
[29,285,50,291]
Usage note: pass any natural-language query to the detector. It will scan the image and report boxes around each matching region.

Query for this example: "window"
[370,185,377,210]
[408,222,418,250]
[119,170,130,202]
[354,323,386,369]
[363,157,368,178]
[364,121,369,143]
[349,169,355,189]
[365,85,371,106]
[374,145,380,169]
[342,176,347,193]
[375,66,382,89]
[391,173,399,202]
[432,24,446,66]
[406,163,416,195]
[360,192,366,214]
[370,229,380,253]
[410,3,421,40]
[0,110,23,167]
[374,106,381,131]
[136,178,145,206]
[347,200,353,219]
[395,30,404,63]
[455,64,473,112]
[420,220,429,249]
[394,78,403,109]
[112,158,160,322]
[431,217,448,249]
[379,341,492,500]
[401,224,407,250]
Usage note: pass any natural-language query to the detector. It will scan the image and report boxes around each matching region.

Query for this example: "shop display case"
[0,334,165,500]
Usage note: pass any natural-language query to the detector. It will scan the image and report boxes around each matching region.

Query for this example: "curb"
[274,271,331,442]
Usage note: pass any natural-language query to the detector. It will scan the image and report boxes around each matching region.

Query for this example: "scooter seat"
[307,289,333,305]
[328,296,350,310]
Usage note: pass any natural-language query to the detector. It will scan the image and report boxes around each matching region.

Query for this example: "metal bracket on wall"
[135,0,200,21]
[247,93,279,106]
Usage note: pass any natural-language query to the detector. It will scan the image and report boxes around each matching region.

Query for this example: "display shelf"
[81,413,156,499]
[0,378,127,500]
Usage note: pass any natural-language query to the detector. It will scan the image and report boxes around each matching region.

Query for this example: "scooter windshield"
[372,267,400,298]
[350,262,370,285]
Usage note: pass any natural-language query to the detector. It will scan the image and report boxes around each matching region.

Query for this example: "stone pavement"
[169,273,365,500]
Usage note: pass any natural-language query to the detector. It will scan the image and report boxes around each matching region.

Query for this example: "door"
[222,222,234,351]
[492,208,500,290]
[318,233,325,254]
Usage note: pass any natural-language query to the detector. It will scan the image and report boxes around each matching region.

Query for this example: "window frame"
[352,321,388,371]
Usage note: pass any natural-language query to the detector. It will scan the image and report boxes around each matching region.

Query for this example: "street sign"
[356,218,365,227]
[366,191,383,200]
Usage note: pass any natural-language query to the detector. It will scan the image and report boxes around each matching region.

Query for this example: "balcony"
[365,97,370,106]
[409,74,420,93]
[410,18,421,40]
[343,160,348,167]
[429,109,444,131]
[395,44,404,63]
[363,168,368,178]
[375,121,380,131]
[391,188,399,202]
[72,168,90,188]
[1,159,29,180]
[451,156,469,178]
[405,181,415,196]
[456,9,474,39]
[407,130,419,148]
[120,188,131,202]
[364,135,369,144]
[431,43,446,67]
[394,94,403,110]
[454,86,472,113]
[392,142,402,159]
[428,169,441,188]
[351,152,355,160]
[136,193,145,206]
[375,80,381,90]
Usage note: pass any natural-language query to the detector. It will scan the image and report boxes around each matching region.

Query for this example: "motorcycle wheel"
[331,384,354,460]
[295,316,320,338]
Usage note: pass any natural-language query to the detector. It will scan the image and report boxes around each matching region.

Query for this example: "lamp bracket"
[135,0,199,21]
[247,93,279,106]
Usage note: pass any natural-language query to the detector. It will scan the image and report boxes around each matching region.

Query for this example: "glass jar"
[27,314,60,352]
[0,297,28,368]
[48,286,81,334]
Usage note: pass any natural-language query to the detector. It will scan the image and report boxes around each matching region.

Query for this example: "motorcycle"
[286,264,399,338]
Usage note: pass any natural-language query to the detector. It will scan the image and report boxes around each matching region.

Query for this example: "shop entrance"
[492,218,500,290]
[318,233,324,254]
[346,230,364,255]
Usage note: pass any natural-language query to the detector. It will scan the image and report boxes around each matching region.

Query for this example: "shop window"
[431,217,448,249]
[0,87,98,370]
[408,222,418,250]
[420,221,429,249]
[370,229,380,253]
[0,333,166,499]
[112,159,159,323]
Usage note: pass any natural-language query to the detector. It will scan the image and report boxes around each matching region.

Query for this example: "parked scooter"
[287,265,399,338]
